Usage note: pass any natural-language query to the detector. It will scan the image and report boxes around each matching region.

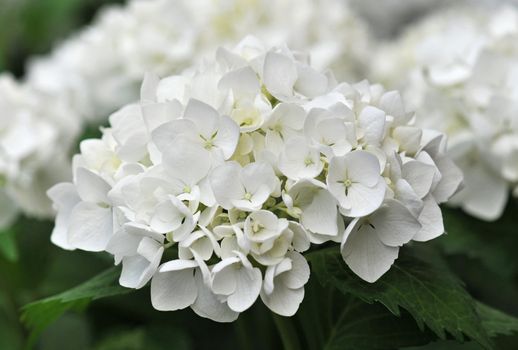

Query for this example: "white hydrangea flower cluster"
[371,6,518,221]
[48,37,462,321]
[0,74,80,228]
[26,0,370,122]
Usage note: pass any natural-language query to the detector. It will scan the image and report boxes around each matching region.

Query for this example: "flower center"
[304,157,314,166]
[252,221,264,233]
[241,117,254,126]
[244,192,252,200]
[204,139,214,150]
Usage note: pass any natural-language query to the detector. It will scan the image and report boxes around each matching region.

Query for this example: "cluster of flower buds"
[49,37,462,321]
[371,6,518,220]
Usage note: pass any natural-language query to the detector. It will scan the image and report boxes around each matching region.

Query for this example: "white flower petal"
[280,251,310,290]
[68,202,113,252]
[358,106,386,146]
[345,150,381,187]
[218,66,260,97]
[120,240,163,289]
[289,221,311,253]
[75,167,111,204]
[295,65,329,98]
[162,139,212,186]
[47,183,80,250]
[340,180,386,218]
[457,163,508,221]
[106,230,140,264]
[300,189,338,237]
[432,156,463,203]
[183,99,219,138]
[241,162,276,194]
[212,257,240,296]
[394,179,424,218]
[227,266,262,313]
[413,196,444,242]
[213,115,240,159]
[151,119,197,153]
[150,260,198,311]
[341,219,399,283]
[371,199,421,247]
[210,162,245,210]
[279,137,323,180]
[379,91,407,124]
[191,269,239,322]
[261,285,304,317]
[263,51,297,100]
[402,160,436,199]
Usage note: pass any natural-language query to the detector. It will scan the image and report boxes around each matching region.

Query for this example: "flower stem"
[272,313,301,350]
[234,316,253,350]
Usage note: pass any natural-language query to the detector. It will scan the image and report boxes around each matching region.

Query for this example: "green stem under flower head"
[272,313,301,350]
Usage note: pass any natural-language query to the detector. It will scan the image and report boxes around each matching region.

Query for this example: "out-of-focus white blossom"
[49,37,461,320]
[26,0,370,122]
[0,74,80,227]
[371,6,518,221]
[3,0,369,224]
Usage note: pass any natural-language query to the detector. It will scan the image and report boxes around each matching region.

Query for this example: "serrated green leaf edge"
[20,266,131,347]
[476,302,518,338]
[309,247,493,349]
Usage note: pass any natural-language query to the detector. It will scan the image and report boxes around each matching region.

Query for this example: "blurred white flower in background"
[2,0,371,226]
[0,74,80,227]
[25,0,370,122]
[370,5,518,221]
[48,37,462,320]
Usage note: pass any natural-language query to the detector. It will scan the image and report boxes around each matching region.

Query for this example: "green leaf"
[324,298,436,350]
[297,276,437,350]
[440,204,518,278]
[21,267,131,346]
[476,302,518,338]
[310,246,492,349]
[39,313,91,350]
[0,229,18,262]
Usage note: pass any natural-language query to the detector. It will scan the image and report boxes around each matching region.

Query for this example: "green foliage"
[21,267,131,346]
[323,300,436,350]
[476,302,518,338]
[296,276,437,350]
[0,0,123,76]
[440,202,518,278]
[38,313,92,350]
[310,246,492,348]
[0,228,18,262]
[94,325,191,350]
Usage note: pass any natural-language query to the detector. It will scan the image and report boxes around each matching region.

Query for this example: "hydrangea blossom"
[371,6,518,220]
[48,37,462,321]
[27,0,370,122]
[0,74,80,228]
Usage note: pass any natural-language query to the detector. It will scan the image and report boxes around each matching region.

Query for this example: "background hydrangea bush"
[1,1,518,349]
[371,5,518,221]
